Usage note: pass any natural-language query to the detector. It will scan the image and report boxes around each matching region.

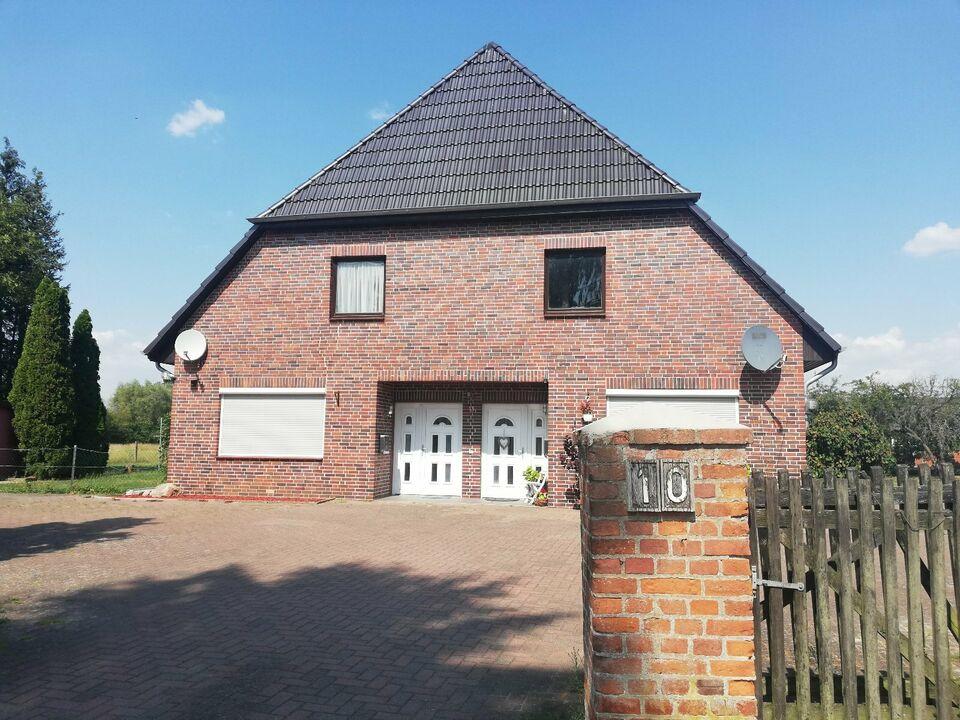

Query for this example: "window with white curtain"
[333,257,385,317]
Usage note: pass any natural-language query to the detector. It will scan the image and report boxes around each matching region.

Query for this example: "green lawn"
[0,468,165,495]
[108,442,160,465]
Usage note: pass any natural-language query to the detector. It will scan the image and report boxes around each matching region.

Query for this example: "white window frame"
[604,388,740,426]
[218,387,327,459]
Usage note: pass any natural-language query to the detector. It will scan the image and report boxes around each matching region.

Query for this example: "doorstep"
[376,494,533,507]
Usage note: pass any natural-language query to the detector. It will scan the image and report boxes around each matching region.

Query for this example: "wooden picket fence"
[749,464,960,719]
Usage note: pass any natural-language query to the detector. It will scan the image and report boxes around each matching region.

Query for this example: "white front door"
[481,404,549,499]
[393,403,462,496]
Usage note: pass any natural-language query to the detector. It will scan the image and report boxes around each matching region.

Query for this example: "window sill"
[330,313,385,322]
[544,309,606,319]
[218,455,324,461]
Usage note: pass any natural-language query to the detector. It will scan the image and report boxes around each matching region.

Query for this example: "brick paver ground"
[0,495,581,719]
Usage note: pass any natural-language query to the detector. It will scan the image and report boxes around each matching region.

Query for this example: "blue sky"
[2,1,958,396]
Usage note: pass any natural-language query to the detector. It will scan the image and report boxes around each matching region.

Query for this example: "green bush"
[107,380,170,443]
[8,278,75,477]
[807,403,894,476]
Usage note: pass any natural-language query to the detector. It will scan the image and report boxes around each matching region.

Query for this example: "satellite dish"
[174,329,207,363]
[741,325,783,372]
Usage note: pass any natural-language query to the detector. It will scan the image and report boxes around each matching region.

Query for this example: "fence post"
[71,444,77,480]
[134,441,139,463]
[158,417,165,469]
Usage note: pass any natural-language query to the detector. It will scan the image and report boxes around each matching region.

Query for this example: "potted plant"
[523,466,546,505]
[579,398,594,424]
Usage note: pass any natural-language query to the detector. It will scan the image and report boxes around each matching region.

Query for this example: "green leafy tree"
[807,402,894,476]
[0,138,66,404]
[107,380,171,443]
[809,374,960,464]
[71,309,108,473]
[8,278,75,477]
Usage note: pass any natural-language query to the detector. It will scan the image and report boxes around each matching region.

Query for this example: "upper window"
[544,248,605,317]
[331,256,385,319]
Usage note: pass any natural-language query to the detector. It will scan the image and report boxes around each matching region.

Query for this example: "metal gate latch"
[751,567,805,592]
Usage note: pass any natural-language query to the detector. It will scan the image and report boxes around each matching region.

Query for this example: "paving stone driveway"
[0,495,581,719]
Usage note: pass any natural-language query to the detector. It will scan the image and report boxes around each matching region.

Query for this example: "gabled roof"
[254,43,697,222]
[145,42,840,370]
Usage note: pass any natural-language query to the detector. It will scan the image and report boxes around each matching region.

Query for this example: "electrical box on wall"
[627,460,694,513]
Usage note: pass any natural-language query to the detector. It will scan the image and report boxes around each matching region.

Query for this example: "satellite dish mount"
[174,329,208,364]
[741,325,785,372]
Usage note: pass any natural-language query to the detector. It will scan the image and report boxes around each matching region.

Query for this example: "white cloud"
[367,101,393,123]
[93,329,160,400]
[902,222,960,257]
[166,99,226,137]
[833,324,960,383]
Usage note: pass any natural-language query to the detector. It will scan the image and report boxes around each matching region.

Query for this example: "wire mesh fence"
[0,442,164,480]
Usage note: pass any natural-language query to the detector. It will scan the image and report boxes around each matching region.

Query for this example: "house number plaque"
[627,460,694,513]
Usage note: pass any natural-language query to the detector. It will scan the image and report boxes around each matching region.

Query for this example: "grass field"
[0,468,165,495]
[108,442,160,465]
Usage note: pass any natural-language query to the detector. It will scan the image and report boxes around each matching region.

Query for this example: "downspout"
[805,357,838,390]
[804,357,838,412]
[155,361,175,382]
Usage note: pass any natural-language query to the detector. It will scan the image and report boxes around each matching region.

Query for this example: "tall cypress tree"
[71,309,107,473]
[8,278,75,477]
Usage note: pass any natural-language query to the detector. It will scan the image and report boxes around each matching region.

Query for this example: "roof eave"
[249,193,702,226]
[685,202,840,371]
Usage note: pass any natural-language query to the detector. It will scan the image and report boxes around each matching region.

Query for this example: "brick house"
[145,43,839,505]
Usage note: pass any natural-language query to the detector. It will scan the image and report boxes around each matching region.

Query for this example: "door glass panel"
[495,417,514,427]
[444,464,451,483]
[404,434,412,452]
[434,416,451,426]
[431,464,437,483]
[445,435,452,453]
[493,466,499,484]
[432,434,439,453]
[535,418,543,427]
[507,466,514,485]
[535,437,543,456]
[403,463,410,483]
[405,415,412,425]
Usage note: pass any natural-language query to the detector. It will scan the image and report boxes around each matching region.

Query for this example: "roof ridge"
[257,42,495,219]
[483,44,690,195]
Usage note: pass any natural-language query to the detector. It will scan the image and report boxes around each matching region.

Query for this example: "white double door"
[393,403,462,496]
[481,403,548,500]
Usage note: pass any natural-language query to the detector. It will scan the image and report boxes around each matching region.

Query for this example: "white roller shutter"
[605,389,739,428]
[218,388,326,459]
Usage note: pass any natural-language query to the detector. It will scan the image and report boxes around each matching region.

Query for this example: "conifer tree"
[71,309,108,473]
[8,278,75,477]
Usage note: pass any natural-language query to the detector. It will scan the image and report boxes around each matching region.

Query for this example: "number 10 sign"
[627,460,694,513]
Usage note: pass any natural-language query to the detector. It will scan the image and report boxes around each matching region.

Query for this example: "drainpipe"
[804,357,838,412]
[155,361,175,383]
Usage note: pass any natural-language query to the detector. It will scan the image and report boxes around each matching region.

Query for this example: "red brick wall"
[166,209,807,503]
[579,427,757,719]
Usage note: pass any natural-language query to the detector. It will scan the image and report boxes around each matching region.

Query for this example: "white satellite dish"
[741,325,783,372]
[174,329,207,362]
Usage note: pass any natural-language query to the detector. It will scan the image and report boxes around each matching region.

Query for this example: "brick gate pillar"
[578,420,758,719]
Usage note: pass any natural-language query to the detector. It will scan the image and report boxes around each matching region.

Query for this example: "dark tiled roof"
[256,43,695,221]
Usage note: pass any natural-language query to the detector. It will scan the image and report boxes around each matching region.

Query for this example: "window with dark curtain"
[545,248,605,314]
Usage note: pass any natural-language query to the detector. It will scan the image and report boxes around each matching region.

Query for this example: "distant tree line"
[106,380,171,443]
[807,375,960,475]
